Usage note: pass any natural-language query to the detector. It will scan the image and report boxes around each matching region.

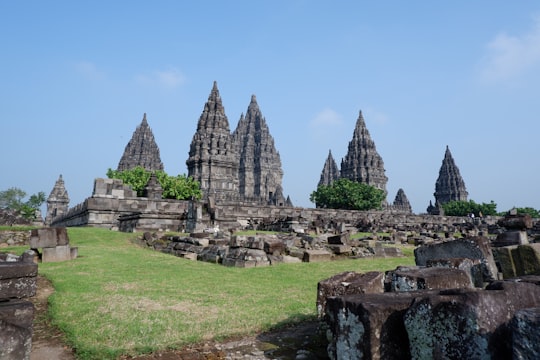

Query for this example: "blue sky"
[2,1,540,214]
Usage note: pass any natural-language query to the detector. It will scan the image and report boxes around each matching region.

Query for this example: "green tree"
[106,167,202,200]
[309,178,385,210]
[442,200,497,217]
[0,188,46,220]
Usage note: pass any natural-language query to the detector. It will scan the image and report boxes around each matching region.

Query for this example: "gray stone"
[303,249,332,262]
[0,299,34,360]
[42,245,73,263]
[431,145,468,208]
[511,307,540,360]
[317,150,340,187]
[390,266,473,292]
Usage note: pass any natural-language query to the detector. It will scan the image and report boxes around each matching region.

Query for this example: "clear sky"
[2,1,540,214]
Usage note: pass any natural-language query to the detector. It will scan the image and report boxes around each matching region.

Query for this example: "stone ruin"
[29,227,77,263]
[0,250,37,360]
[318,216,540,359]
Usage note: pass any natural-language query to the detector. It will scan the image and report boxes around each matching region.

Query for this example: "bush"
[309,178,385,210]
[442,200,497,217]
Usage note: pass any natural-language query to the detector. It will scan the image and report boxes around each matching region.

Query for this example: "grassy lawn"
[16,227,414,359]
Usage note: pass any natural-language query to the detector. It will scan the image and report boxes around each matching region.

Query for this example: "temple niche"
[428,146,468,215]
[45,174,70,226]
[117,113,164,172]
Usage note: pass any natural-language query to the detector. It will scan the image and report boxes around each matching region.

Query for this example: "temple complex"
[392,188,412,213]
[340,111,388,194]
[318,150,340,187]
[117,113,164,172]
[45,174,70,225]
[233,95,285,205]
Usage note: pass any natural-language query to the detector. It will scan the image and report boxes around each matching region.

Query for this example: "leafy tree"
[309,178,385,210]
[0,188,46,220]
[441,200,497,217]
[107,167,202,200]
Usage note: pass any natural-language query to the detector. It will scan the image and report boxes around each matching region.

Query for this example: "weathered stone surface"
[42,245,72,263]
[432,145,468,207]
[117,113,164,172]
[0,251,37,299]
[318,150,340,187]
[512,243,540,276]
[426,257,484,287]
[303,249,332,262]
[29,227,69,249]
[493,230,529,247]
[511,307,540,360]
[316,271,384,318]
[263,238,285,255]
[327,244,352,255]
[390,266,473,292]
[222,248,269,267]
[340,111,388,195]
[405,282,540,360]
[328,233,349,245]
[326,292,417,360]
[414,236,498,282]
[392,188,412,213]
[198,245,228,264]
[493,246,517,279]
[498,213,533,230]
[0,299,34,360]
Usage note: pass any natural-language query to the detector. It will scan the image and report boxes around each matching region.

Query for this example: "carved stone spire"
[233,94,284,204]
[318,150,340,187]
[433,146,468,205]
[117,113,164,172]
[186,81,238,199]
[45,174,70,225]
[393,188,412,213]
[340,111,388,194]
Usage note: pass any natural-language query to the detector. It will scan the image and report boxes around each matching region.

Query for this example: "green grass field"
[6,227,415,359]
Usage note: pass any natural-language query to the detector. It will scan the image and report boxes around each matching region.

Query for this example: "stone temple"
[45,174,69,226]
[117,113,164,172]
[187,82,289,206]
[317,111,409,211]
[427,146,468,214]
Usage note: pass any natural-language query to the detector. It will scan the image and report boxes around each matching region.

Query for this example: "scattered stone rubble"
[0,250,37,360]
[29,227,77,263]
[318,217,540,359]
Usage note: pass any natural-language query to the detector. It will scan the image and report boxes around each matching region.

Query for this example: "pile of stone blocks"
[29,227,77,263]
[318,236,540,359]
[0,250,37,360]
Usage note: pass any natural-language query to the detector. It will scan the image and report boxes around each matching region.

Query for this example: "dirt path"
[29,276,329,359]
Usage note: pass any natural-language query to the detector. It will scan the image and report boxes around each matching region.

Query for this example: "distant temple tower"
[117,113,164,171]
[392,188,412,213]
[318,150,340,187]
[233,95,285,204]
[432,145,468,208]
[45,174,70,225]
[186,82,239,200]
[340,111,388,194]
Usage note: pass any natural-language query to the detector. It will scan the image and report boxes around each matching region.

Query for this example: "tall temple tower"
[392,188,412,213]
[233,95,284,204]
[340,111,388,194]
[318,150,340,187]
[433,146,468,205]
[186,82,239,200]
[117,113,164,171]
[45,174,70,225]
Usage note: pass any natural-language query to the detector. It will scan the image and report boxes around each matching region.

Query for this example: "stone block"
[29,227,69,249]
[229,235,248,248]
[326,292,418,360]
[391,266,473,292]
[267,255,302,265]
[42,245,72,263]
[405,281,540,360]
[70,247,78,260]
[327,244,352,255]
[317,271,384,318]
[223,248,269,267]
[426,257,485,287]
[303,249,332,262]
[493,230,529,247]
[198,245,228,264]
[263,238,286,255]
[328,232,350,245]
[498,214,533,230]
[493,246,517,279]
[511,307,540,360]
[414,236,498,282]
[513,244,540,276]
[0,299,34,360]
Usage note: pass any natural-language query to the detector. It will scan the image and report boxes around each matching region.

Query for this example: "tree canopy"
[0,187,46,220]
[106,167,202,201]
[441,200,497,217]
[309,178,385,211]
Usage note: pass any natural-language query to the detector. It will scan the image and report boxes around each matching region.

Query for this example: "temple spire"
[318,150,340,187]
[117,113,164,172]
[433,145,468,206]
